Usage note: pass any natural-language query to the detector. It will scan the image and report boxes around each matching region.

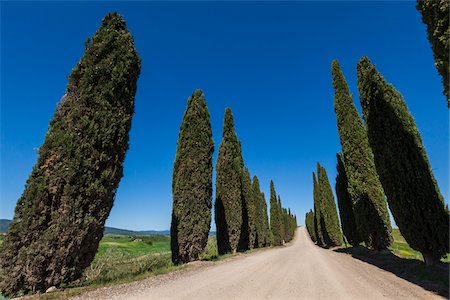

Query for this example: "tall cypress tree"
[171,90,214,265]
[0,13,141,295]
[278,196,285,243]
[260,191,271,247]
[312,172,325,246]
[357,56,449,265]
[335,153,361,246]
[270,180,282,246]
[252,176,263,248]
[240,167,256,250]
[416,0,449,106]
[305,209,317,243]
[317,164,343,247]
[215,108,244,254]
[332,60,392,250]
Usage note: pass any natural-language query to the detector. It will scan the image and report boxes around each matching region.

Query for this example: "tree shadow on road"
[335,247,449,298]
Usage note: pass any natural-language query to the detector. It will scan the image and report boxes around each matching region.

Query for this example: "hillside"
[0,219,11,234]
[0,220,217,236]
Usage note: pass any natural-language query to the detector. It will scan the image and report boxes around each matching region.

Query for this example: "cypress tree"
[270,180,282,246]
[278,196,285,243]
[171,90,214,265]
[312,172,325,246]
[240,167,256,250]
[416,0,449,106]
[305,210,317,242]
[335,153,361,246]
[332,60,392,250]
[252,175,268,248]
[317,164,343,247]
[215,108,244,254]
[260,191,271,247]
[357,56,449,265]
[0,13,141,295]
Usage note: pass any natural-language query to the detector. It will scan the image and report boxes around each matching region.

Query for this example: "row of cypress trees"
[269,181,297,246]
[311,164,342,248]
[307,55,448,266]
[171,94,297,263]
[0,13,141,296]
[304,209,316,243]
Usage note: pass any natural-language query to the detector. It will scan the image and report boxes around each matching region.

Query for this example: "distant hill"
[0,219,215,236]
[104,226,170,236]
[0,219,11,234]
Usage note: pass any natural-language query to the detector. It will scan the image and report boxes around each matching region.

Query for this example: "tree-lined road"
[75,227,440,300]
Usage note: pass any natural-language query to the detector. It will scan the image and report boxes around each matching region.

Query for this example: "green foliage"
[241,168,257,249]
[416,0,449,105]
[253,177,271,248]
[171,90,214,265]
[269,182,296,245]
[278,196,285,242]
[357,56,449,265]
[335,153,361,246]
[317,163,343,247]
[269,181,283,246]
[215,108,244,254]
[0,13,141,296]
[283,208,296,243]
[305,210,317,243]
[312,172,325,247]
[332,60,392,250]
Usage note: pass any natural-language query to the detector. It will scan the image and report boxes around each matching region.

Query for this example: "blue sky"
[1,1,448,230]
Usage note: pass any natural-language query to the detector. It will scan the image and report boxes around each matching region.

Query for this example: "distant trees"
[240,168,256,250]
[305,210,317,242]
[331,60,392,250]
[253,176,271,248]
[317,164,342,247]
[357,56,449,266]
[416,0,449,106]
[335,153,361,246]
[283,208,297,243]
[270,181,283,246]
[0,13,141,295]
[312,173,325,247]
[311,163,342,248]
[215,108,244,254]
[171,90,214,264]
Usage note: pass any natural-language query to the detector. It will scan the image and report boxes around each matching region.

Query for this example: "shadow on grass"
[335,247,449,298]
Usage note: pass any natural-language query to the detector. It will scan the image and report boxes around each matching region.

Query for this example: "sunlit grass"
[389,229,449,263]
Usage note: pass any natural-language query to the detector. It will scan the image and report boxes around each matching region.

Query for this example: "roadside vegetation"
[389,229,449,263]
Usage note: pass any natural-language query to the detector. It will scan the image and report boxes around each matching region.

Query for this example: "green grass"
[73,234,172,286]
[96,234,170,257]
[389,228,449,263]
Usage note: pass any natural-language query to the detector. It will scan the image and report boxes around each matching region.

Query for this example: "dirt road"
[74,227,441,299]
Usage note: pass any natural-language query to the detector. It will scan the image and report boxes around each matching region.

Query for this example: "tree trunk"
[422,252,439,267]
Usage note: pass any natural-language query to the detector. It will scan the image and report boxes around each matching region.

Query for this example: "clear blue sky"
[1,1,448,230]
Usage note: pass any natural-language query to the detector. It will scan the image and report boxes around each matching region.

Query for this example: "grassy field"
[389,228,449,263]
[76,234,173,286]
